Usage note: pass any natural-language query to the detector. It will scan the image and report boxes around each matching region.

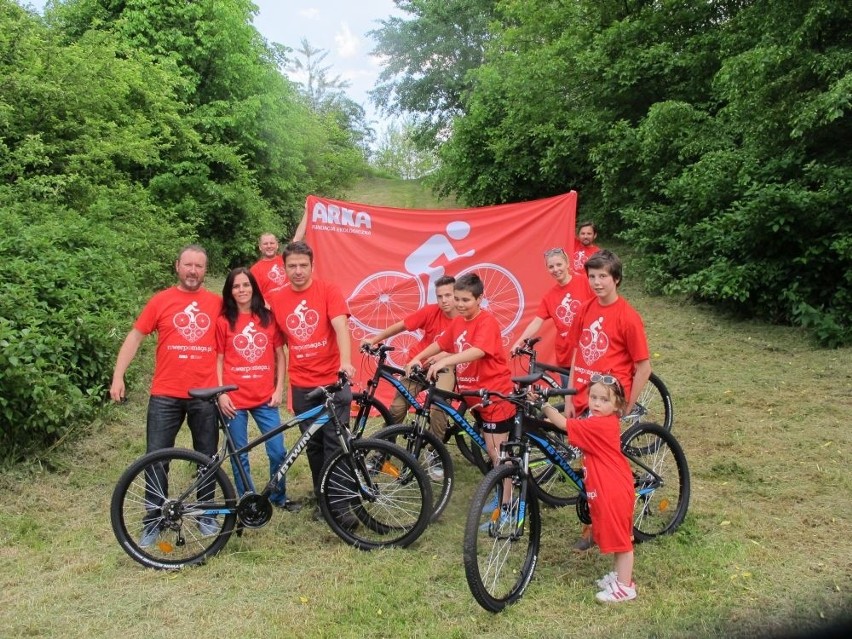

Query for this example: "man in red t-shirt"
[571,220,600,275]
[267,241,355,512]
[110,245,223,544]
[250,232,288,301]
[362,275,457,439]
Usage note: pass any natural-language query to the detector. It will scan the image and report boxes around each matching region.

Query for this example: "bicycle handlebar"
[511,336,542,358]
[360,342,395,356]
[304,372,350,402]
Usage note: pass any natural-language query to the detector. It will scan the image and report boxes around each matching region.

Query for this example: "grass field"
[1,178,849,638]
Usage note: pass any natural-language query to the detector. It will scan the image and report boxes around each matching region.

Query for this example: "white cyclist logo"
[285,299,319,341]
[555,292,581,328]
[232,322,268,363]
[172,301,211,343]
[580,316,609,364]
[268,263,286,286]
[454,329,471,374]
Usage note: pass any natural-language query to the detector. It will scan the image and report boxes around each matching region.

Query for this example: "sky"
[25,0,403,130]
[254,0,402,127]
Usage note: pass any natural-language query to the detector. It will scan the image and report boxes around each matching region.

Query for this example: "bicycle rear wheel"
[110,447,237,569]
[621,422,690,542]
[319,438,433,550]
[463,463,541,612]
[622,373,674,432]
[372,424,454,521]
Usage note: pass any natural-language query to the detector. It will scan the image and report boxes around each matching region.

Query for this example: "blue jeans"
[226,404,288,505]
[144,395,219,518]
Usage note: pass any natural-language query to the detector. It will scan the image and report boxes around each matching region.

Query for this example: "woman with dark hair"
[215,267,300,512]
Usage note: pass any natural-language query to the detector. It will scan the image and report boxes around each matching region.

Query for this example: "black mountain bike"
[462,376,690,612]
[110,375,432,569]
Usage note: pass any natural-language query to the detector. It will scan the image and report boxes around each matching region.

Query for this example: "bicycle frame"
[186,379,361,519]
[352,345,426,435]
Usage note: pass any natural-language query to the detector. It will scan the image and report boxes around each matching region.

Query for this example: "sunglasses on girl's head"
[543,247,566,257]
[590,373,619,386]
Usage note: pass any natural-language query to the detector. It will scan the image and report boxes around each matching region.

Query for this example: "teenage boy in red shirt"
[362,275,457,439]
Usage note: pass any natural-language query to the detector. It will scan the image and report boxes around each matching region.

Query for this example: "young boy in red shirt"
[407,273,515,516]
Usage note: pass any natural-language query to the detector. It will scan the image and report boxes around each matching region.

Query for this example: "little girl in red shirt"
[538,374,637,603]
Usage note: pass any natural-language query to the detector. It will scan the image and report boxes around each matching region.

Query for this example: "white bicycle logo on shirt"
[232,322,269,363]
[173,302,211,343]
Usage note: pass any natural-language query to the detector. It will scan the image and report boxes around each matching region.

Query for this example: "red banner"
[304,192,577,391]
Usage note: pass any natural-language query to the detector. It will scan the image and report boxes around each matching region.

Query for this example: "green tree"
[48,0,367,265]
[372,118,438,178]
[416,0,851,343]
[369,0,497,147]
[1,0,193,455]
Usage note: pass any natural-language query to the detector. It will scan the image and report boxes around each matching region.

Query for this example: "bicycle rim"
[463,464,541,612]
[373,424,454,521]
[110,447,237,569]
[621,422,690,542]
[621,373,674,432]
[319,438,433,550]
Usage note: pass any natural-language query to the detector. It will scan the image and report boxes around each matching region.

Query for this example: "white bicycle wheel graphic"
[457,263,524,340]
[385,330,424,369]
[347,271,426,334]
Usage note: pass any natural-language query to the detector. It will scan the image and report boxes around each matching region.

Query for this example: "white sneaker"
[595,571,617,590]
[595,580,637,603]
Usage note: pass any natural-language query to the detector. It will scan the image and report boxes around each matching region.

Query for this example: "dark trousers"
[144,395,220,517]
[291,384,352,500]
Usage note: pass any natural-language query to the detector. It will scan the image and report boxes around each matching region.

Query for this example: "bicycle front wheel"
[621,422,690,542]
[373,424,454,521]
[110,447,237,570]
[319,438,433,550]
[463,463,541,612]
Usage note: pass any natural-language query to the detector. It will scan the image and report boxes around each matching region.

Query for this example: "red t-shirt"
[566,296,649,411]
[566,414,634,553]
[436,311,514,422]
[535,277,594,366]
[268,279,349,387]
[134,287,222,398]
[250,256,288,299]
[404,304,454,354]
[571,242,599,274]
[216,313,284,409]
